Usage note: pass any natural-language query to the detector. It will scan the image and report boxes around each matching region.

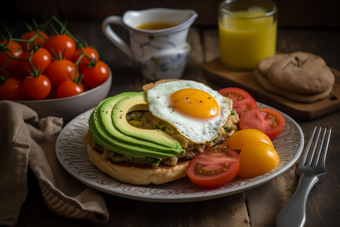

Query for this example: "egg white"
[146,80,232,144]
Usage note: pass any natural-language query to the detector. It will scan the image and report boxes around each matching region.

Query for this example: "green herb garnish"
[146,157,161,164]
[131,115,140,121]
[155,125,166,131]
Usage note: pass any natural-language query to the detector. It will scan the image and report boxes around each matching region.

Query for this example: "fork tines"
[299,127,332,169]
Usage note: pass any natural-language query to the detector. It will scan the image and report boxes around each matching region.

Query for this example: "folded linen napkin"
[0,101,109,226]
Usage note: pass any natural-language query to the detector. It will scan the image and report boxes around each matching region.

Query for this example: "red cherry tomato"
[0,78,24,100]
[43,34,76,60]
[57,80,84,98]
[186,147,240,188]
[23,75,51,100]
[19,47,51,75]
[46,59,77,86]
[218,87,257,116]
[82,61,109,88]
[72,47,99,70]
[20,30,49,50]
[239,107,286,139]
[0,40,23,72]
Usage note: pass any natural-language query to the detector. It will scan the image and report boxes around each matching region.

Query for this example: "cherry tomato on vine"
[20,30,49,51]
[239,108,286,139]
[23,75,51,100]
[72,47,99,70]
[57,80,84,98]
[46,59,77,86]
[19,47,51,75]
[0,78,24,100]
[238,141,280,178]
[186,147,240,188]
[82,61,109,88]
[0,40,23,72]
[218,87,257,116]
[43,34,76,60]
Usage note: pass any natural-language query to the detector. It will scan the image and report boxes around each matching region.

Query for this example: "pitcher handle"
[101,16,133,60]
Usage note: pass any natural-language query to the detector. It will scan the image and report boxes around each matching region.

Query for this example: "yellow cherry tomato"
[238,141,280,178]
[226,129,274,150]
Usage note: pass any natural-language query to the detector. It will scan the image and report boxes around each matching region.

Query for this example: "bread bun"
[254,68,332,103]
[87,145,189,185]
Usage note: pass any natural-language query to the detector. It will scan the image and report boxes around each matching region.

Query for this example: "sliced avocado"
[97,92,183,154]
[90,113,173,158]
[112,92,183,148]
[88,92,185,158]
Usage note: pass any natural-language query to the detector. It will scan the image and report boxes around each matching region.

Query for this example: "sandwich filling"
[83,81,239,169]
[83,109,239,167]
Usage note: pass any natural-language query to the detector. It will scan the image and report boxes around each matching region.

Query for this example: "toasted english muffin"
[87,145,189,185]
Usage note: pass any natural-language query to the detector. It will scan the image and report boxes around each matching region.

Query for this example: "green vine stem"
[47,17,98,66]
[0,74,6,85]
[0,17,98,83]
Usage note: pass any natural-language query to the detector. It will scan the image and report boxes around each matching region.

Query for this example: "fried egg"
[146,80,232,144]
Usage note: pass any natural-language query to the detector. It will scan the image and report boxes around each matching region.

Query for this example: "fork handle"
[276,173,319,227]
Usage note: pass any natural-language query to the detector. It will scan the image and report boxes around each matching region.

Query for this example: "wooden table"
[6,21,340,227]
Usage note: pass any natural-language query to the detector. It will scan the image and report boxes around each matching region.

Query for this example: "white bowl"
[16,65,112,122]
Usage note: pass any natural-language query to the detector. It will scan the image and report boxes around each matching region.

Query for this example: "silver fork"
[276,126,332,227]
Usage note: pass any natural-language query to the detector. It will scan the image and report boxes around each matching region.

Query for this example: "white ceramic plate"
[56,103,304,203]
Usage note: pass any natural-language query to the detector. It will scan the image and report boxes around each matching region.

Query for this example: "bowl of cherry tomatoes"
[0,17,112,121]
[15,69,112,122]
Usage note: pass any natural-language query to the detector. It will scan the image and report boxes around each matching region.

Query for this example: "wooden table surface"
[5,21,340,227]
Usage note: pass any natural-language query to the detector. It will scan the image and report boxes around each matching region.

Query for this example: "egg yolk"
[171,88,219,118]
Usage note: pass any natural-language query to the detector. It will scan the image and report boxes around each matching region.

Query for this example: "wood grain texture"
[202,28,340,120]
[5,21,340,227]
[202,27,302,227]
[202,27,340,227]
[203,58,340,120]
[9,0,340,28]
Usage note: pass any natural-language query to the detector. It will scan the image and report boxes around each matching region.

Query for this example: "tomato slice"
[239,107,286,139]
[218,87,257,116]
[186,147,240,188]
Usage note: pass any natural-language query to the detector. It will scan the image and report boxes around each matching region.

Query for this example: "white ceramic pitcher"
[102,8,198,81]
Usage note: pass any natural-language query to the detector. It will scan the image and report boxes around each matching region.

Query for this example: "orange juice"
[219,11,277,70]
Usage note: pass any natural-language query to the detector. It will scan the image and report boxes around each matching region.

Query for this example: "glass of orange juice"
[218,0,278,71]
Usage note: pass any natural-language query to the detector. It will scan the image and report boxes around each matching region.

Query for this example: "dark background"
[2,0,340,28]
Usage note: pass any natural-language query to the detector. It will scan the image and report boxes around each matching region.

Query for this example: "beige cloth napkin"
[0,101,109,226]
